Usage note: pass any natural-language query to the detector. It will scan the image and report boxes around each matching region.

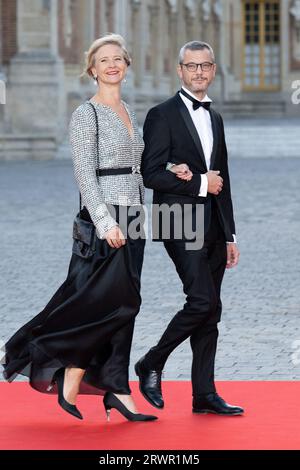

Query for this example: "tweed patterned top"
[69,99,145,239]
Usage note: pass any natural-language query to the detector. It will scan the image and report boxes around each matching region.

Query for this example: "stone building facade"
[0,0,299,159]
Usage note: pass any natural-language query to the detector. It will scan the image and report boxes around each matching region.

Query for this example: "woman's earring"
[123,77,127,84]
[93,75,98,86]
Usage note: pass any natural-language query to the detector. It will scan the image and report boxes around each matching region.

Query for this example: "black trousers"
[143,203,227,396]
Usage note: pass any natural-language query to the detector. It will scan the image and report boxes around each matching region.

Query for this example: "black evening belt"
[96,165,141,177]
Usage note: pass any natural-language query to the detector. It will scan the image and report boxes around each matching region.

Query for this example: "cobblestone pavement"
[0,157,299,381]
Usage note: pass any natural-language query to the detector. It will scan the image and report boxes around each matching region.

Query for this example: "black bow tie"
[180,88,211,111]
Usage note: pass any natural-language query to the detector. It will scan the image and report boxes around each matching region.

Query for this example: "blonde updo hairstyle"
[82,33,131,80]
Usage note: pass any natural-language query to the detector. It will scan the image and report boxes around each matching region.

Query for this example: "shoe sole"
[134,363,164,410]
[193,409,244,416]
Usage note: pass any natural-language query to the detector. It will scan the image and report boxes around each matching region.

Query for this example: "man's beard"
[190,80,207,92]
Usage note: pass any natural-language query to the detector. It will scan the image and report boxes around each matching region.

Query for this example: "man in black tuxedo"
[135,41,244,416]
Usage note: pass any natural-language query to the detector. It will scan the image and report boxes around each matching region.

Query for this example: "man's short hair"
[178,41,215,64]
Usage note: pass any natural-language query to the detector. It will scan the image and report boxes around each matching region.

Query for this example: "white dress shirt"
[179,86,213,198]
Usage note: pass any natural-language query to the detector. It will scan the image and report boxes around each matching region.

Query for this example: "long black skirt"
[1,205,145,396]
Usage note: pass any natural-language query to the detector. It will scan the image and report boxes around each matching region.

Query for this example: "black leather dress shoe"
[135,358,164,409]
[193,393,244,416]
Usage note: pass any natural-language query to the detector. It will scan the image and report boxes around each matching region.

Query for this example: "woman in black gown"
[1,34,157,422]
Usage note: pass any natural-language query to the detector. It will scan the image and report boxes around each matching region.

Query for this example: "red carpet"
[0,381,299,450]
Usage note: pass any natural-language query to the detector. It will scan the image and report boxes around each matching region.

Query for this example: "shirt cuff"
[166,162,176,171]
[226,234,237,244]
[199,174,208,197]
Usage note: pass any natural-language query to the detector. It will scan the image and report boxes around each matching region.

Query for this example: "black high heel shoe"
[48,368,83,420]
[103,392,158,422]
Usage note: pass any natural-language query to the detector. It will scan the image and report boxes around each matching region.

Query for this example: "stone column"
[4,0,65,159]
[0,0,6,120]
[0,73,5,105]
[0,0,3,67]
[130,0,142,88]
[184,0,196,39]
[148,2,160,88]
[213,0,226,103]
[0,0,5,85]
[285,0,299,115]
[106,0,115,32]
[168,1,180,93]
[137,0,148,87]
[98,0,106,34]
[115,0,127,37]
[80,0,95,53]
[201,0,213,43]
[177,0,187,49]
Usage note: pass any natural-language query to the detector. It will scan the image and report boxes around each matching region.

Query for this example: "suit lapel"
[175,92,207,170]
[208,108,219,170]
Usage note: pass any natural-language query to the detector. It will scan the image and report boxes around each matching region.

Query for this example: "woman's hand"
[104,226,126,248]
[169,163,193,181]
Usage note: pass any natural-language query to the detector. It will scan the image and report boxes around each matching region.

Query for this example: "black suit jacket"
[141,92,236,242]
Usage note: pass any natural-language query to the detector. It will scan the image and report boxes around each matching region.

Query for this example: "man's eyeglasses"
[181,62,215,72]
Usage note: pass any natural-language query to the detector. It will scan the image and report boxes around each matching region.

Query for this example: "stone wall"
[0,0,299,160]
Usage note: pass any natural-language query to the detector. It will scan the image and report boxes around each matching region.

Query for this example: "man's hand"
[104,226,126,249]
[169,163,193,181]
[226,243,240,268]
[207,170,223,195]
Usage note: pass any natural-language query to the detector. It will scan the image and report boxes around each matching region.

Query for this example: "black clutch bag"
[72,213,96,258]
[72,103,99,259]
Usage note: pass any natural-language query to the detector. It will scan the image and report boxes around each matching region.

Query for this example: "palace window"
[243,0,280,90]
